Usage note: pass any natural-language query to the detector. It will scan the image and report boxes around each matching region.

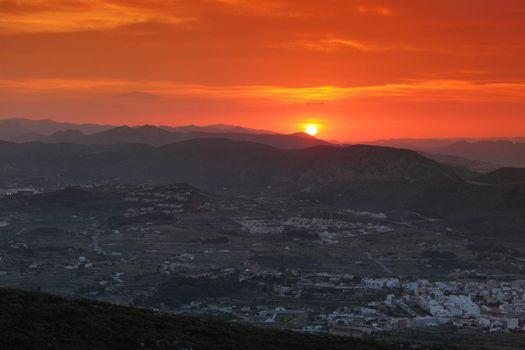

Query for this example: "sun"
[305,124,318,136]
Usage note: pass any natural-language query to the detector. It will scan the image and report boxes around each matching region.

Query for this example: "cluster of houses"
[163,266,525,335]
[183,267,525,335]
[64,256,93,270]
[2,184,524,340]
[234,216,393,238]
[145,249,525,336]
[0,187,39,197]
[159,254,196,275]
[318,277,525,334]
[122,185,196,217]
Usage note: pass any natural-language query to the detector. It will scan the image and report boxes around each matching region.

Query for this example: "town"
[0,184,524,348]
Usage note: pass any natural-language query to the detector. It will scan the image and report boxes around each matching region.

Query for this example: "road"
[91,232,106,255]
[365,251,395,276]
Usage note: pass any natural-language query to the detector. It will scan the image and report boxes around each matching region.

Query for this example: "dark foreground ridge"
[0,288,459,350]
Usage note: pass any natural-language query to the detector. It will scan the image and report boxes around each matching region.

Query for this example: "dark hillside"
[0,140,460,191]
[0,288,457,350]
[472,167,525,185]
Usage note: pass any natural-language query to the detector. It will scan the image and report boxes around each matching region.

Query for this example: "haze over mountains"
[0,118,273,139]
[0,139,460,191]
[2,118,525,168]
[1,137,524,239]
[0,118,327,150]
[368,138,525,168]
[1,118,525,229]
[1,118,525,346]
[0,118,113,142]
[432,141,525,168]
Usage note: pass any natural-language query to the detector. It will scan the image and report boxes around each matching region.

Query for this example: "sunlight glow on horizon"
[305,124,319,136]
[2,0,525,140]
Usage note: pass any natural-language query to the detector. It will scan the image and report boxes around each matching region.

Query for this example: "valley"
[0,184,524,348]
[1,121,525,348]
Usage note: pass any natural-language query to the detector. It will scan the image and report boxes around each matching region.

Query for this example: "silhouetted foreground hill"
[0,288,456,350]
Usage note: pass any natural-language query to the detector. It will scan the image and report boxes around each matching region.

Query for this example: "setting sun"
[305,124,318,136]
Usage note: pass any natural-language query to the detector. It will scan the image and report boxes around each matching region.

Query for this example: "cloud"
[0,0,192,33]
[276,35,425,53]
[1,78,525,104]
[355,5,392,16]
[110,91,163,99]
[288,37,392,52]
[213,0,313,18]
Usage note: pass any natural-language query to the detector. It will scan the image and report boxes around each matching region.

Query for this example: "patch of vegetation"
[251,254,318,270]
[147,276,260,308]
[420,250,474,271]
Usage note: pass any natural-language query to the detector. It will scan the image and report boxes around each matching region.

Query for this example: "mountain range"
[0,139,460,192]
[432,141,525,168]
[2,118,525,168]
[0,118,274,138]
[0,118,327,149]
[367,138,525,168]
[366,137,525,151]
[1,138,524,239]
[0,118,113,141]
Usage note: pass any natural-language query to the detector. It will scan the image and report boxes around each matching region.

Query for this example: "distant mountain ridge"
[432,141,525,168]
[3,118,525,166]
[366,137,525,150]
[37,125,328,149]
[160,123,275,134]
[0,118,327,149]
[360,138,525,168]
[0,118,114,140]
[0,118,275,138]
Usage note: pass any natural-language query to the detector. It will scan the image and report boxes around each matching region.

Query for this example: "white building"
[506,318,519,330]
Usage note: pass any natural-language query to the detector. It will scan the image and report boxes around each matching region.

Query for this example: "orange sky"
[1,0,525,141]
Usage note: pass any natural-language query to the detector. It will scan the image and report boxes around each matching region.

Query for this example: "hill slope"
[472,167,525,185]
[432,141,525,168]
[0,139,460,191]
[0,288,454,350]
[0,139,523,238]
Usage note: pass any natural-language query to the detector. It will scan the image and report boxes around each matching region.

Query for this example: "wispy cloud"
[0,0,192,33]
[355,5,392,16]
[1,78,525,103]
[277,35,422,53]
[213,0,315,18]
[289,37,393,52]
